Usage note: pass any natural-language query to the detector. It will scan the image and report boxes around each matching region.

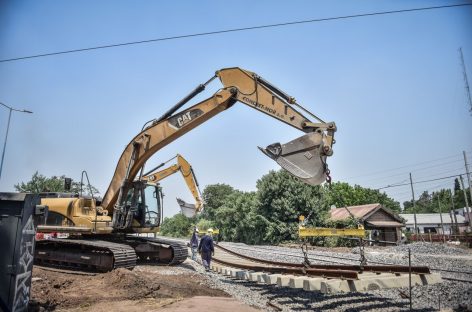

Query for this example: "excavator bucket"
[259,132,330,186]
[176,198,196,218]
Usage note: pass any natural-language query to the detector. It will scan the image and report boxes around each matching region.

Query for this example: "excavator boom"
[32,67,337,271]
[143,154,203,215]
[100,67,336,230]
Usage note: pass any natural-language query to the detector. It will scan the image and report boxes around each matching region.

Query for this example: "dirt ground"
[28,263,234,312]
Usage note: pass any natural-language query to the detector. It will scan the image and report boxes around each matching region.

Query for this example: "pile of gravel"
[371,280,472,312]
[185,259,270,310]
[388,242,470,256]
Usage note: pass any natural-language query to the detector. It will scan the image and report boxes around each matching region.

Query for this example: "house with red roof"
[330,203,404,243]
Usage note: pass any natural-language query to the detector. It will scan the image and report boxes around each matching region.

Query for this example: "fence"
[410,233,472,245]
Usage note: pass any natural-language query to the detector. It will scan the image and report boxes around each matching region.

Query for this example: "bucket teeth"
[259,132,329,186]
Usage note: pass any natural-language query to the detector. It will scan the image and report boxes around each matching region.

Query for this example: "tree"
[454,178,461,193]
[402,187,470,213]
[453,178,471,209]
[196,218,215,232]
[214,191,269,244]
[160,213,195,238]
[326,182,401,213]
[430,189,452,213]
[14,171,99,195]
[158,170,401,245]
[256,170,329,244]
[201,183,235,220]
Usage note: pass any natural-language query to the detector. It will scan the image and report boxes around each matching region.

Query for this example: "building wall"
[404,223,465,234]
[368,210,396,222]
[364,210,402,243]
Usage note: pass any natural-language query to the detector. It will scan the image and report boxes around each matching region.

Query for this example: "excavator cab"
[259,130,334,185]
[141,183,162,227]
[113,181,162,230]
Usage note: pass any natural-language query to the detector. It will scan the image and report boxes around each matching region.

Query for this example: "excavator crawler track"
[125,236,188,265]
[35,239,137,272]
[34,236,188,272]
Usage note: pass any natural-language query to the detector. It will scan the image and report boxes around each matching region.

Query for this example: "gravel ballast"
[202,242,472,311]
[163,237,472,311]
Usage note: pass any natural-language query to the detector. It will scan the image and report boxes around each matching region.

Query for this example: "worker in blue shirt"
[198,228,214,271]
[190,228,199,261]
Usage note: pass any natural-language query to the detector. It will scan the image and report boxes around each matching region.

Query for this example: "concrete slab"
[288,277,306,289]
[230,270,246,278]
[303,278,326,291]
[235,270,252,280]
[256,274,267,283]
[320,279,351,294]
[420,273,442,285]
[358,273,396,280]
[248,272,264,282]
[370,274,423,290]
[277,275,296,287]
[263,274,283,284]
[321,274,427,294]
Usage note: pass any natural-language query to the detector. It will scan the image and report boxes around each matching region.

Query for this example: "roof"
[366,221,404,227]
[400,213,466,225]
[330,203,381,221]
[454,207,472,217]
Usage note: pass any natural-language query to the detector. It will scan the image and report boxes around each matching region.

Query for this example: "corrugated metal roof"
[367,221,404,227]
[330,203,381,221]
[399,213,466,225]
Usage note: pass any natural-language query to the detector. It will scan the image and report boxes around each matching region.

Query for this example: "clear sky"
[1,0,471,217]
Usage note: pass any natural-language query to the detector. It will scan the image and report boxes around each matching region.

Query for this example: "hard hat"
[207,228,214,233]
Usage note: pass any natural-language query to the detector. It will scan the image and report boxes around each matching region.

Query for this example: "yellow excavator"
[142,154,203,217]
[34,67,337,271]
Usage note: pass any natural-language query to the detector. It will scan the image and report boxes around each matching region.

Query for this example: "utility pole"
[409,173,418,234]
[0,102,33,180]
[449,189,459,234]
[459,175,471,231]
[459,47,472,115]
[437,196,445,243]
[464,151,472,227]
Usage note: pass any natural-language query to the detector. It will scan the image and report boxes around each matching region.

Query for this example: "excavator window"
[143,184,161,227]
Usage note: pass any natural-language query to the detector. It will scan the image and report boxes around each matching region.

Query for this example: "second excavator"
[143,154,203,217]
[34,67,337,271]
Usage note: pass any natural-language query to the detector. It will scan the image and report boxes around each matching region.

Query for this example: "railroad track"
[220,243,472,283]
[211,244,442,293]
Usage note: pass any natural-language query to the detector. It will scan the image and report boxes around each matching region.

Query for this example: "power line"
[377,173,467,190]
[1,3,471,63]
[353,159,465,185]
[346,151,470,180]
[368,165,466,188]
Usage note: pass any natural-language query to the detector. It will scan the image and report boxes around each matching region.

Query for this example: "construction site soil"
[28,264,234,312]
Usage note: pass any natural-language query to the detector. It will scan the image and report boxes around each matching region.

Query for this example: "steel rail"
[224,244,356,264]
[229,244,359,263]
[224,244,472,275]
[212,257,359,279]
[215,245,430,275]
[442,276,472,283]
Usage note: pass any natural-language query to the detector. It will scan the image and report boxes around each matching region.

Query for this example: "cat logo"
[168,109,203,129]
[177,112,192,127]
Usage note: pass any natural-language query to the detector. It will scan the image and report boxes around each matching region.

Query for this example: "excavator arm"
[143,154,203,213]
[102,67,336,230]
